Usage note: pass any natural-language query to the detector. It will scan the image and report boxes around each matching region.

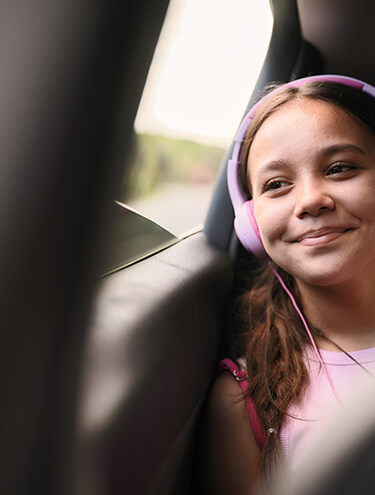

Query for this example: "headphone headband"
[227,74,375,257]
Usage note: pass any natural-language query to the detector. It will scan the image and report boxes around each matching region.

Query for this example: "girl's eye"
[263,179,288,192]
[326,162,356,175]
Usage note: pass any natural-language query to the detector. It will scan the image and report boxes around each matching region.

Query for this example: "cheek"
[356,189,375,220]
[341,181,375,225]
[254,202,288,247]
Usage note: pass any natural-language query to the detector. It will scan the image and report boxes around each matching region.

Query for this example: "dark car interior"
[3,1,375,494]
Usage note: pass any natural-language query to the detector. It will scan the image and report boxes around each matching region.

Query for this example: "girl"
[197,75,375,494]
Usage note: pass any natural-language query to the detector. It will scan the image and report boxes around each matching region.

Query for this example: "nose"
[293,178,335,218]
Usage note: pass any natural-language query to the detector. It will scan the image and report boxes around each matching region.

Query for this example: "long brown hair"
[236,80,375,484]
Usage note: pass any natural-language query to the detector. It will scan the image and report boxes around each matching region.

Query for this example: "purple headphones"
[227,74,375,258]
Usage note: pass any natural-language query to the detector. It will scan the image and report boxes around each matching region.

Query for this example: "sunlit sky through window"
[134,0,273,148]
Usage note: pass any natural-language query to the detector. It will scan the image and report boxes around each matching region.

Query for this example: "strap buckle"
[233,369,247,382]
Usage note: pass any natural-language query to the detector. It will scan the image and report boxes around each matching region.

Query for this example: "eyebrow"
[318,143,368,157]
[254,160,289,179]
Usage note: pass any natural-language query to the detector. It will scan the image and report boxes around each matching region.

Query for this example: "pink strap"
[219,358,266,450]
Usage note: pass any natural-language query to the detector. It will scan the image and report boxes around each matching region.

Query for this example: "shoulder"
[195,370,262,495]
[208,371,247,420]
[205,371,261,455]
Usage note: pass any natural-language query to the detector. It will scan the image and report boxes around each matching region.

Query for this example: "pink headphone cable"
[267,260,342,406]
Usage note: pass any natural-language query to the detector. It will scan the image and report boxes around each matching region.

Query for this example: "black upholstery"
[77,233,232,494]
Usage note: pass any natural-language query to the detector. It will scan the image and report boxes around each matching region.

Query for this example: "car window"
[115,0,272,267]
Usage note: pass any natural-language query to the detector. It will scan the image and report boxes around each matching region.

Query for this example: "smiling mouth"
[296,228,353,246]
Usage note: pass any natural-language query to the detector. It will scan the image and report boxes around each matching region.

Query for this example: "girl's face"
[248,97,375,288]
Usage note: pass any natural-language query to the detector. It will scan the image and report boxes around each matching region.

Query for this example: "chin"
[292,262,375,289]
[275,258,355,288]
[296,273,348,288]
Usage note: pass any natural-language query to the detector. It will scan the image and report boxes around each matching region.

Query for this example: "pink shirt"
[280,346,375,470]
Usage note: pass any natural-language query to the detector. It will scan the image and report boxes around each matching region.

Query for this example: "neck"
[296,277,375,352]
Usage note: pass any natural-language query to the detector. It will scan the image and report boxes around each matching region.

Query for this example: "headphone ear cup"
[234,200,267,258]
